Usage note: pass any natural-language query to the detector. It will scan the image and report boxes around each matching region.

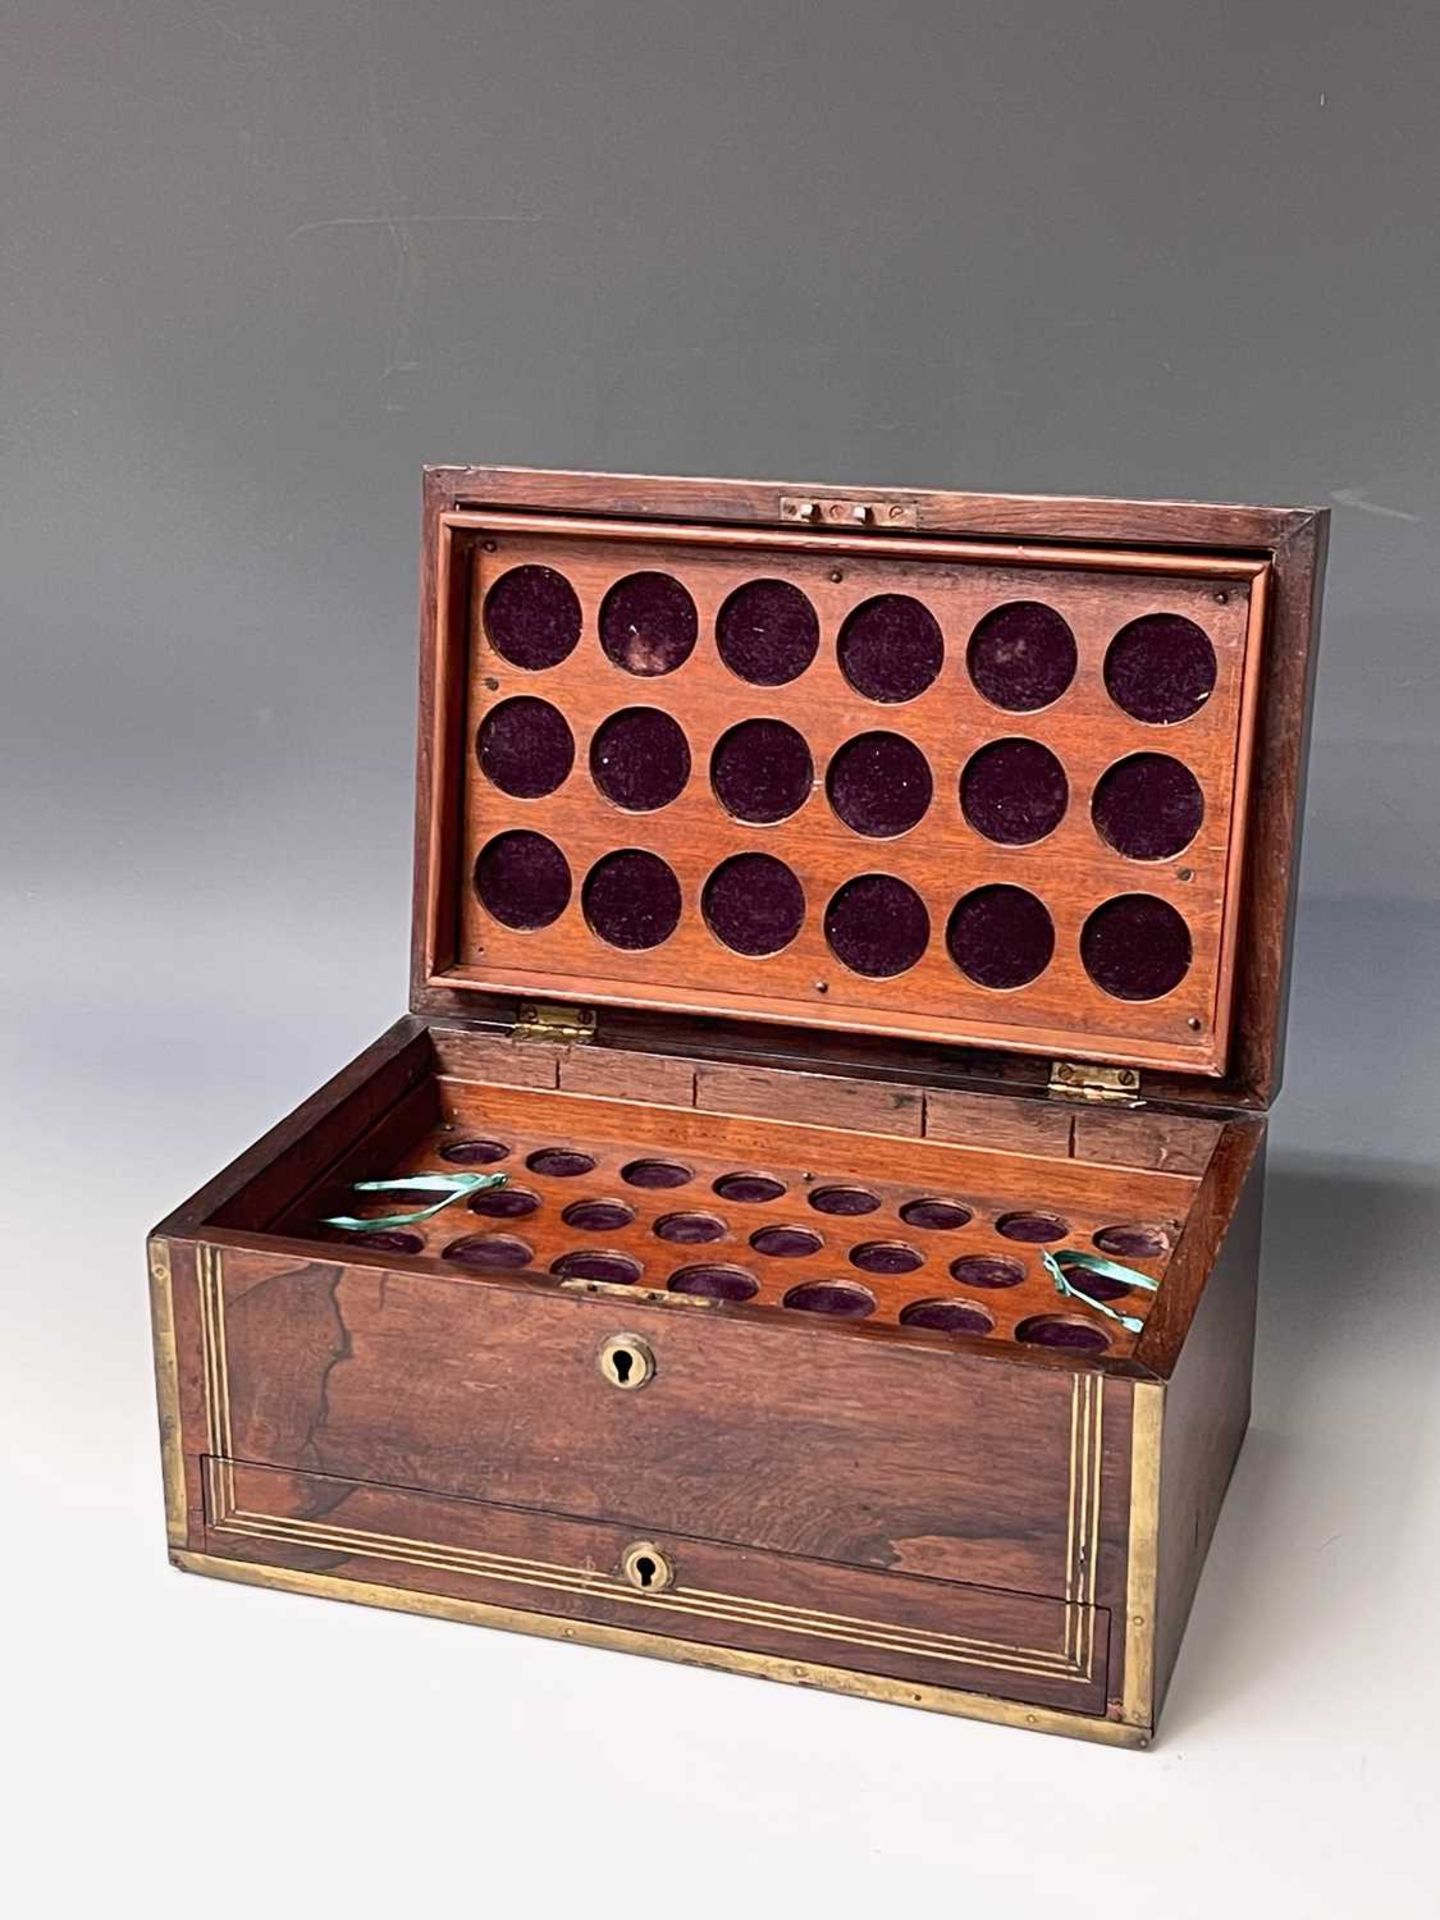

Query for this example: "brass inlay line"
[1078,1375,1104,1674]
[197,1245,219,1455]
[1060,1374,1103,1673]
[176,1551,1150,1747]
[1064,1375,1082,1662]
[224,1505,1045,1660]
[206,1465,1089,1681]
[212,1252,233,1460]
[196,1246,235,1513]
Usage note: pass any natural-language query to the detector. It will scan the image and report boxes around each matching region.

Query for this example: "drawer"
[202,1456,1113,1717]
[195,1243,1134,1612]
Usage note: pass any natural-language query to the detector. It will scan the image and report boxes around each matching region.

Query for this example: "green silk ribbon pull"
[322,1171,507,1234]
[1040,1247,1160,1336]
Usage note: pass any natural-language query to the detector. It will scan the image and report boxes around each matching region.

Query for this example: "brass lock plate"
[597,1332,655,1391]
[620,1541,674,1593]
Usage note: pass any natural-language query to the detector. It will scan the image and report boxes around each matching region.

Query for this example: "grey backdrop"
[4,5,1437,1914]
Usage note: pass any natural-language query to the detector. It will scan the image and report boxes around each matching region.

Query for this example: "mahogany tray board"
[150,465,1327,1747]
[430,516,1266,1074]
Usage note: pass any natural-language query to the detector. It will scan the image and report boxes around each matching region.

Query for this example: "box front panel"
[193,1244,1134,1621]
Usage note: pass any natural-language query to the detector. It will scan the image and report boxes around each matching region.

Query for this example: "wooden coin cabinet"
[149,465,1327,1746]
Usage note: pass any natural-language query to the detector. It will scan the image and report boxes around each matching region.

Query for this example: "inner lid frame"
[413,469,1327,1107]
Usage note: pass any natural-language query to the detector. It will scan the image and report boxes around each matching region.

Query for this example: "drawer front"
[196,1244,1132,1612]
[202,1456,1112,1715]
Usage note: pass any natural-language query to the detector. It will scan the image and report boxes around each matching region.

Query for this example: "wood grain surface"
[432,520,1262,1073]
[412,469,1326,1109]
[198,1243,1132,1612]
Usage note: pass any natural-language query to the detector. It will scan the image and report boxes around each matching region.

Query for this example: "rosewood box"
[149,465,1327,1746]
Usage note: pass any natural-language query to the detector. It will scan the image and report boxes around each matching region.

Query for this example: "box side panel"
[147,1019,436,1549]
[1230,514,1328,1104]
[1152,1137,1264,1715]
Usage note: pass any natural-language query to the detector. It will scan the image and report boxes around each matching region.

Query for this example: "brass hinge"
[1049,1061,1143,1103]
[559,1277,720,1310]
[511,1001,596,1045]
[780,494,918,529]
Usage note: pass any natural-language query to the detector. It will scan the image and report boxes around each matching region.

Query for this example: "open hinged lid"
[412,467,1326,1111]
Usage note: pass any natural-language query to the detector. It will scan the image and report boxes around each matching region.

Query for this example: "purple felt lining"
[1092,752,1204,861]
[474,830,572,930]
[838,595,943,703]
[947,885,1055,990]
[440,1138,511,1165]
[483,565,582,670]
[476,696,575,799]
[997,1210,1069,1243]
[750,1224,823,1258]
[849,1240,924,1275]
[702,852,805,956]
[469,1186,540,1218]
[824,873,930,977]
[526,1148,597,1177]
[599,572,697,675]
[1105,614,1217,724]
[330,1228,424,1255]
[563,1197,636,1231]
[949,1254,1025,1289]
[1065,1265,1133,1302]
[961,738,1068,845]
[900,1198,974,1231]
[654,1211,727,1244]
[711,718,814,823]
[622,1158,693,1189]
[714,1172,787,1204]
[442,1233,535,1269]
[783,1279,876,1318]
[808,1184,881,1216]
[826,732,933,837]
[967,601,1077,711]
[583,849,683,950]
[1094,1223,1170,1259]
[551,1249,644,1285]
[590,706,692,811]
[669,1264,759,1302]
[717,578,820,685]
[900,1298,994,1336]
[1081,893,1193,1000]
[1015,1315,1111,1353]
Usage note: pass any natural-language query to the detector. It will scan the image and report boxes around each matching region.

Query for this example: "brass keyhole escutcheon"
[620,1541,674,1593]
[598,1332,654,1391]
